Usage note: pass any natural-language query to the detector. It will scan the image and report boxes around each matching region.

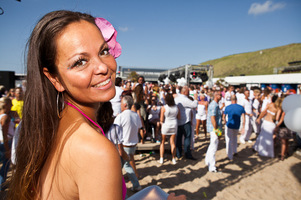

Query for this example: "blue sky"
[0,0,300,74]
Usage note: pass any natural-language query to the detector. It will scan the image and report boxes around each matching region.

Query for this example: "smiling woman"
[44,19,117,104]
[8,10,125,200]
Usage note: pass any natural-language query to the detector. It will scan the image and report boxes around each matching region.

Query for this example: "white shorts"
[196,114,206,121]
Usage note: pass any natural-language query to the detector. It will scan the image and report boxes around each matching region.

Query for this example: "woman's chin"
[99,86,116,102]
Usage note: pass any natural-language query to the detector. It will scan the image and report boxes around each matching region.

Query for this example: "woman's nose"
[94,58,109,75]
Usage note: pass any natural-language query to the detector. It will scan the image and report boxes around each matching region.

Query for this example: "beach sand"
[125,133,301,199]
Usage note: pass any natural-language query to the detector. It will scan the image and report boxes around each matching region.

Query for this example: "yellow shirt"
[11,99,24,119]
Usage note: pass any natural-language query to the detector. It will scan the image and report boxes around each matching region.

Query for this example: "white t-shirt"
[175,94,198,126]
[252,99,260,117]
[241,98,252,114]
[252,99,260,111]
[249,90,254,100]
[110,86,124,116]
[114,110,142,146]
[224,91,234,107]
[236,93,245,106]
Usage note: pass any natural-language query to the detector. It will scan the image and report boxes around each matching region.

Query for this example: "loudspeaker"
[0,71,15,90]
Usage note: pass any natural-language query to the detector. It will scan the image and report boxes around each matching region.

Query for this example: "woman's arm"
[136,109,145,130]
[275,110,285,128]
[256,104,268,123]
[160,106,165,124]
[118,144,129,161]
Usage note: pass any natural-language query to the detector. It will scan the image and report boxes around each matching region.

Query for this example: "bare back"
[38,106,122,199]
[263,103,277,122]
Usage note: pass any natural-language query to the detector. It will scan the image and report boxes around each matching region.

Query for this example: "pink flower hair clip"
[95,17,122,59]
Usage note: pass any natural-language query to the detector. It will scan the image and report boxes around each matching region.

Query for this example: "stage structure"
[159,64,213,86]
[118,66,167,82]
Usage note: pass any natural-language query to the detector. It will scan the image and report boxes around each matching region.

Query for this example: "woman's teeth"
[94,78,110,88]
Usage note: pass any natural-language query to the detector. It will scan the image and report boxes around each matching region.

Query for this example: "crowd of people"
[104,77,300,176]
[0,86,24,191]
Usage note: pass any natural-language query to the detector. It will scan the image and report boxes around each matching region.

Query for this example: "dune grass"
[199,43,301,78]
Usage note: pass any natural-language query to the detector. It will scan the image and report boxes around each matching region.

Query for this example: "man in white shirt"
[236,88,245,106]
[175,86,198,160]
[115,95,142,190]
[224,86,235,108]
[240,90,254,144]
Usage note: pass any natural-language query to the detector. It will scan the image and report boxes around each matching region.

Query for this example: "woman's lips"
[93,78,111,89]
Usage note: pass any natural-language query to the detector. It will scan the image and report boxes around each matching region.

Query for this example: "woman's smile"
[93,77,112,89]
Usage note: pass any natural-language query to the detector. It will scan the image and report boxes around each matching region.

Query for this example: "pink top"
[66,102,127,199]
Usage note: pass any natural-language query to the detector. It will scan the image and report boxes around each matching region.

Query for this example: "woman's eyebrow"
[67,41,107,61]
[99,41,108,51]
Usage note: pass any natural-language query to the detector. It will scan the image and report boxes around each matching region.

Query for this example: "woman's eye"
[71,58,87,69]
[100,48,110,56]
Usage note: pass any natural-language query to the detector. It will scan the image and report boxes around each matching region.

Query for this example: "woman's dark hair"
[165,93,175,106]
[271,95,278,103]
[263,87,271,96]
[138,76,145,83]
[9,10,97,199]
[97,102,114,134]
[134,84,144,102]
[115,77,122,86]
[134,102,141,110]
[121,90,132,97]
[171,86,176,94]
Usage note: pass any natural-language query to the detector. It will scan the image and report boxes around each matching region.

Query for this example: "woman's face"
[53,20,117,104]
[126,82,131,88]
[9,89,14,96]
[15,88,23,99]
[4,101,12,113]
[151,97,157,105]
[138,77,144,84]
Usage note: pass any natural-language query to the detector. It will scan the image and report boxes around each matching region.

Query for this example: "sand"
[125,133,301,200]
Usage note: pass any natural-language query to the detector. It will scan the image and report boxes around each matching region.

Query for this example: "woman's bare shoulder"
[60,122,122,198]
[67,122,118,159]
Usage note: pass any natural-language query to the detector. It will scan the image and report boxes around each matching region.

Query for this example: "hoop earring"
[57,92,65,118]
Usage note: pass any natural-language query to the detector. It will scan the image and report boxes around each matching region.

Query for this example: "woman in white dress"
[195,94,208,138]
[159,93,180,164]
[254,95,278,157]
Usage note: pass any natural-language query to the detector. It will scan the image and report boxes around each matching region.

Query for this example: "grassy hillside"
[199,43,301,78]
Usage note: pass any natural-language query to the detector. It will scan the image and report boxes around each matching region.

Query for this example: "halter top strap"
[65,101,126,199]
[65,101,105,136]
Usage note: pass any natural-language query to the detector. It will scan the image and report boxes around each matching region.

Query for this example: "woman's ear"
[43,67,65,92]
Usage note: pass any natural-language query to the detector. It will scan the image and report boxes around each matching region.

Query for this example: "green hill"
[199,43,301,78]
